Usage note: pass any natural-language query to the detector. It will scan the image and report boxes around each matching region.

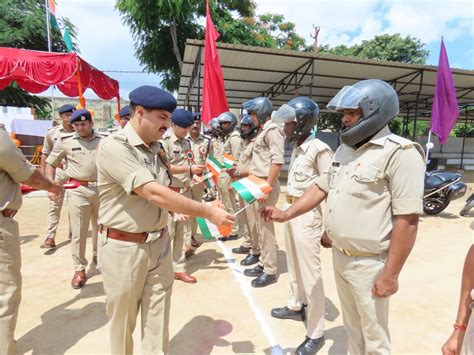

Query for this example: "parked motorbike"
[423,170,467,215]
[460,193,474,217]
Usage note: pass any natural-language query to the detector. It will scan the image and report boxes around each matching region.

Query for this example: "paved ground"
[13,184,474,354]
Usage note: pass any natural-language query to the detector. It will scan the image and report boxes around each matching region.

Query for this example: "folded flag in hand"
[231,175,272,204]
[196,200,232,240]
[223,153,236,169]
[206,155,223,176]
[195,172,218,189]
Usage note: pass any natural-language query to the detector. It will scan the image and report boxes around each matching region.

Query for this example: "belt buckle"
[88,182,97,187]
[145,230,162,243]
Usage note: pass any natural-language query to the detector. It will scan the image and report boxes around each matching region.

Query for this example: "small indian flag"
[195,172,218,189]
[196,200,232,240]
[207,155,222,176]
[223,153,236,169]
[231,175,272,204]
[48,0,74,52]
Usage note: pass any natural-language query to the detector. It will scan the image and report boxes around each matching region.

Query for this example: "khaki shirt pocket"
[347,165,385,197]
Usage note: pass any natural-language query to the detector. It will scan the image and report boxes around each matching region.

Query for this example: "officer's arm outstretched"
[260,184,327,222]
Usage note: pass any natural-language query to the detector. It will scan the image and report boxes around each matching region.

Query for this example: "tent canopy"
[0,47,119,100]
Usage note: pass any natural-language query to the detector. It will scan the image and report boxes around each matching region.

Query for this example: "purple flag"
[430,38,459,144]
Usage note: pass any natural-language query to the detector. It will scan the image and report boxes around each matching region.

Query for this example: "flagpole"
[234,204,251,216]
[44,0,56,114]
[425,130,434,165]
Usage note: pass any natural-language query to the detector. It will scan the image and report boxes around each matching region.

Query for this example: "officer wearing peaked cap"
[46,108,102,289]
[118,105,131,128]
[160,108,206,283]
[96,85,234,354]
[40,104,75,249]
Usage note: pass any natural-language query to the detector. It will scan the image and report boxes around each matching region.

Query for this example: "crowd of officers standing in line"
[1,79,471,355]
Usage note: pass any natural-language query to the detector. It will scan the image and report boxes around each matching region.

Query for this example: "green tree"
[317,34,429,64]
[116,0,306,91]
[0,0,78,118]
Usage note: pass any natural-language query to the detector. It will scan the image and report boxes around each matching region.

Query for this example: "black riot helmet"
[273,97,319,141]
[240,113,258,140]
[327,79,399,147]
[242,97,273,124]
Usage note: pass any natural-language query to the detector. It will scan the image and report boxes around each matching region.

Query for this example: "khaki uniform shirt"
[188,134,213,165]
[287,134,333,198]
[46,131,101,182]
[315,126,425,253]
[161,131,193,188]
[0,125,36,211]
[223,130,242,162]
[42,124,72,155]
[212,136,225,164]
[236,138,256,171]
[97,123,171,233]
[250,120,285,178]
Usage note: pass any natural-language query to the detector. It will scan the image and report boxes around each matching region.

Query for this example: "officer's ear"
[133,105,145,119]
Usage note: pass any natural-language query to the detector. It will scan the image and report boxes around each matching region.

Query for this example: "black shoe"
[271,306,305,321]
[243,264,263,277]
[218,234,238,241]
[232,245,251,254]
[295,336,325,355]
[240,253,260,266]
[251,272,277,288]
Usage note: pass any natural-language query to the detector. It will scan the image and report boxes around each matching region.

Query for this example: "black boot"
[232,245,250,254]
[243,264,263,277]
[251,272,277,288]
[240,253,260,266]
[295,336,325,355]
[271,306,305,321]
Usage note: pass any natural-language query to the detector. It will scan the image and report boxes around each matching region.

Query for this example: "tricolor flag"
[48,0,74,52]
[196,200,232,240]
[206,155,223,176]
[195,172,218,189]
[223,153,236,169]
[231,175,272,204]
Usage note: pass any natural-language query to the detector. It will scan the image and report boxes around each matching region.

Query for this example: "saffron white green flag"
[223,153,236,169]
[48,0,74,52]
[196,200,232,240]
[195,172,218,189]
[231,175,272,204]
[206,155,222,176]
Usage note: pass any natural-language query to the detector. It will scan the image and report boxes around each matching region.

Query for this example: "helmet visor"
[327,85,367,111]
[242,100,259,113]
[272,104,296,124]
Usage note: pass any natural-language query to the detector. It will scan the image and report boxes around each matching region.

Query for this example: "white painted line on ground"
[215,240,284,355]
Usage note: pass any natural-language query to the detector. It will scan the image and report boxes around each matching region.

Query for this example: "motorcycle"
[460,193,474,217]
[423,170,467,215]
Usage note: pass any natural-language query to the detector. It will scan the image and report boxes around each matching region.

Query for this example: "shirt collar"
[296,133,316,153]
[368,125,392,146]
[73,130,99,141]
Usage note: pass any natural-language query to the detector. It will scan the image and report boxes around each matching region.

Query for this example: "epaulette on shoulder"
[387,134,424,157]
[59,132,75,140]
[112,133,128,143]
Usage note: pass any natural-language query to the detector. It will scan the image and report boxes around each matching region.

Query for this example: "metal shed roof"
[177,39,474,120]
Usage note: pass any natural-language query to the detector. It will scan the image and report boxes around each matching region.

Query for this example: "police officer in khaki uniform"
[118,105,131,128]
[216,111,242,240]
[161,109,206,283]
[96,85,234,355]
[0,125,63,355]
[231,114,260,266]
[242,97,285,288]
[187,112,212,254]
[262,80,425,355]
[46,109,102,289]
[269,98,334,354]
[40,104,75,249]
[206,117,223,201]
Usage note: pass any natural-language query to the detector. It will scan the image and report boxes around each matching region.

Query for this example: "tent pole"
[44,0,55,115]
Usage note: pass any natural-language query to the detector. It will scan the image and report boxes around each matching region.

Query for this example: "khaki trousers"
[284,202,325,339]
[247,180,280,275]
[168,189,192,273]
[239,196,259,255]
[190,183,205,238]
[0,216,21,355]
[99,229,174,354]
[67,185,99,271]
[45,168,69,239]
[217,172,238,235]
[332,249,390,355]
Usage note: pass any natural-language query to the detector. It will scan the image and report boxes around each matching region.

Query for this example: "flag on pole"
[195,172,218,189]
[48,0,74,52]
[201,0,229,124]
[206,155,223,176]
[196,200,232,240]
[430,38,459,144]
[223,153,236,169]
[231,175,272,204]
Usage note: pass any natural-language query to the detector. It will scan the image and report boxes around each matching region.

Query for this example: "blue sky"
[51,0,473,99]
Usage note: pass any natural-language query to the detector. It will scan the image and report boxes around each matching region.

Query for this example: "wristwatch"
[236,170,241,177]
